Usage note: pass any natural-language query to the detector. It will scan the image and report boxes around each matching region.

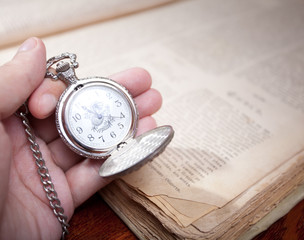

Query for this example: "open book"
[1,0,304,239]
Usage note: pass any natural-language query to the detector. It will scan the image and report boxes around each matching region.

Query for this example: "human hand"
[0,38,162,239]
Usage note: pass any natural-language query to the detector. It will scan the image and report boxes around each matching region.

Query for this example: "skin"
[0,38,162,240]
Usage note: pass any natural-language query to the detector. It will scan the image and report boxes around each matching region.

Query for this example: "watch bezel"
[56,77,138,159]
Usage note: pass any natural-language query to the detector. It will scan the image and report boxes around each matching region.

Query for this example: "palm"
[2,115,70,239]
[0,38,161,240]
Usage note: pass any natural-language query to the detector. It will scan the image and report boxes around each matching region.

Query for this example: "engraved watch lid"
[99,125,174,177]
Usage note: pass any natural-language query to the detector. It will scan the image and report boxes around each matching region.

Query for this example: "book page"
[121,45,304,226]
[0,0,304,230]
[0,0,176,48]
[114,0,303,224]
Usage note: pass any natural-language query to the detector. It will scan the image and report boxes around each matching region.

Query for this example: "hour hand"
[82,106,95,114]
[82,106,103,119]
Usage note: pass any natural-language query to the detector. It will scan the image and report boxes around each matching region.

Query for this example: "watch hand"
[82,106,103,119]
[103,115,123,119]
[82,106,95,114]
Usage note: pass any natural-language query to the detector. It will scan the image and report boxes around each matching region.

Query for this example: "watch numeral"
[115,100,122,107]
[106,92,112,99]
[99,135,105,142]
[76,127,83,134]
[110,131,116,138]
[120,112,125,118]
[72,113,81,122]
[87,134,95,141]
[118,123,124,129]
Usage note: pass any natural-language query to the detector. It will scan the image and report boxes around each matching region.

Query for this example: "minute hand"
[82,106,103,119]
[103,114,124,120]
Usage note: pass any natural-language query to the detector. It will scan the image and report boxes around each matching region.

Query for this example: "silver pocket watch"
[46,53,174,177]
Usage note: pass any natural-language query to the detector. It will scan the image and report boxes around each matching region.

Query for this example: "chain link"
[16,104,69,240]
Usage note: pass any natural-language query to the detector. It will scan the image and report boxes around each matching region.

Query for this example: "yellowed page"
[118,0,304,225]
[238,181,304,240]
[101,151,304,239]
[0,0,304,230]
[0,0,176,48]
[147,195,217,227]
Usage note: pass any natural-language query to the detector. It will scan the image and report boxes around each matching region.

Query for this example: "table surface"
[66,193,304,240]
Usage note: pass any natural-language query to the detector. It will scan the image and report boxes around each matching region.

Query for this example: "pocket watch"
[46,53,174,177]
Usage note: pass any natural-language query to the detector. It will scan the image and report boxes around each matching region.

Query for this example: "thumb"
[0,37,46,119]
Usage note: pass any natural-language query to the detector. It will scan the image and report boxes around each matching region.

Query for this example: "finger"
[29,67,152,119]
[48,116,158,172]
[66,158,111,207]
[0,38,46,119]
[48,137,84,172]
[28,77,66,119]
[136,116,157,136]
[0,123,12,210]
[134,88,162,119]
[110,67,152,97]
[28,114,57,143]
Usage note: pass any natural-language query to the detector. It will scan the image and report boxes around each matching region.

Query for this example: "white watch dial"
[65,84,133,150]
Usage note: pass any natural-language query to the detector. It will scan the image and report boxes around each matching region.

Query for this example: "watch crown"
[56,61,70,73]
[55,61,78,85]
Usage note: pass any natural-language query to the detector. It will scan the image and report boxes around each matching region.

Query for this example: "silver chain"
[15,103,69,240]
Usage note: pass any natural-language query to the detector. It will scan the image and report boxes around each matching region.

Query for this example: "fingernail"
[39,93,58,116]
[18,38,37,53]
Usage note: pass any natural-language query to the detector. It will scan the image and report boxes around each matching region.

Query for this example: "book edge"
[237,182,304,240]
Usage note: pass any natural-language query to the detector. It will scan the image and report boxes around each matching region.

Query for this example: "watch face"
[56,77,137,158]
